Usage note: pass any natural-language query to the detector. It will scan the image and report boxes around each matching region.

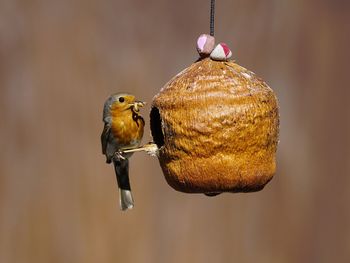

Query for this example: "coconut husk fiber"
[150,58,279,194]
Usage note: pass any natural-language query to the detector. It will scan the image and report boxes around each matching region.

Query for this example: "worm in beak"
[131,101,146,112]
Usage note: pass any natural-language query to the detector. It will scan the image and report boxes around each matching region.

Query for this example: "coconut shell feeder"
[130,0,279,195]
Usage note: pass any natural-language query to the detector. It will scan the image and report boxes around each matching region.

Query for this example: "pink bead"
[196,34,215,57]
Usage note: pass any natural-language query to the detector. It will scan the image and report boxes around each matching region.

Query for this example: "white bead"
[210,43,232,61]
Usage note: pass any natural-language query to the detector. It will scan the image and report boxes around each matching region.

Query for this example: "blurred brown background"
[0,0,349,262]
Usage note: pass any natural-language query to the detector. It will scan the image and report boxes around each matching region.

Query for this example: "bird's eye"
[119,97,125,103]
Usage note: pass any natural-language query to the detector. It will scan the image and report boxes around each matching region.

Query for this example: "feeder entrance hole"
[150,107,165,148]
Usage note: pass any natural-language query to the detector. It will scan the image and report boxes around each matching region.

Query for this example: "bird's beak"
[130,101,146,112]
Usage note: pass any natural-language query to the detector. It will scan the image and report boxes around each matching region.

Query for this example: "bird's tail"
[113,158,134,211]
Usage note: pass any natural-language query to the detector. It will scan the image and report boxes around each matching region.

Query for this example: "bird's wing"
[101,122,111,155]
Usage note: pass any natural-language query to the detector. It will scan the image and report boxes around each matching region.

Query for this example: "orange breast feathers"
[110,107,144,147]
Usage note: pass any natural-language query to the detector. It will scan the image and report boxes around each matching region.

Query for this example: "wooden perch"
[121,143,158,156]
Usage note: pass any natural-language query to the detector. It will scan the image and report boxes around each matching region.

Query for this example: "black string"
[210,0,215,36]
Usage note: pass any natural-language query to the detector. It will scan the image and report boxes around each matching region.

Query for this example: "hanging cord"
[210,0,215,36]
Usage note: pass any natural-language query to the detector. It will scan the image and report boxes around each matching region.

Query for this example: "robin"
[101,93,145,211]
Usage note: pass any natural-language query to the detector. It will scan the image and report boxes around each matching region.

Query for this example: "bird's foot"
[113,150,126,161]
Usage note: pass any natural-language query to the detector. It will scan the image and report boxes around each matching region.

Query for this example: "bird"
[101,93,145,211]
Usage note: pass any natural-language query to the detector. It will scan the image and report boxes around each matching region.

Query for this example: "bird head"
[104,93,145,117]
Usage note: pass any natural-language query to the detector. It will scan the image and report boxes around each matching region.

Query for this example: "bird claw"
[113,150,126,161]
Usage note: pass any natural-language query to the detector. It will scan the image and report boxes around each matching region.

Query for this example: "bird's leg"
[113,150,126,161]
